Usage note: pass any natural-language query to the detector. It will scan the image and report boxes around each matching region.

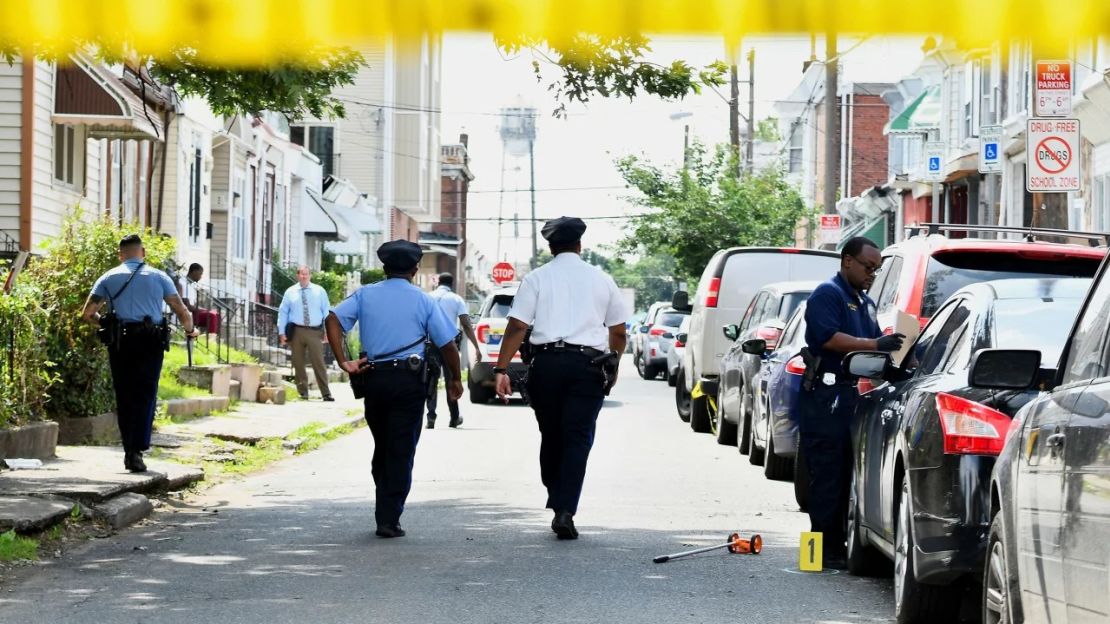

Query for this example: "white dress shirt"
[508,252,629,351]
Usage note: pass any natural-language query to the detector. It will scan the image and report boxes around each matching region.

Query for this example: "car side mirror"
[676,333,688,344]
[970,349,1042,390]
[723,324,740,341]
[672,291,691,312]
[639,325,650,334]
[741,338,767,355]
[845,351,891,379]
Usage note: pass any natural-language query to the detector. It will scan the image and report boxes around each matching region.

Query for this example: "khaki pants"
[290,326,331,398]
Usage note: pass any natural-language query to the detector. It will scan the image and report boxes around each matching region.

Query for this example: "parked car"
[980,254,1110,624]
[468,286,527,403]
[717,281,816,451]
[631,301,668,374]
[671,248,839,434]
[843,278,1092,624]
[742,302,809,484]
[635,308,688,380]
[666,316,691,387]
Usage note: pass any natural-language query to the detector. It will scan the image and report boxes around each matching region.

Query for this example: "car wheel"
[675,368,692,423]
[635,351,648,379]
[714,387,738,445]
[762,431,794,481]
[847,470,888,576]
[894,474,961,624]
[737,388,752,455]
[983,511,1021,624]
[468,381,493,404]
[746,392,765,465]
[690,390,711,434]
[794,441,809,512]
[667,369,678,387]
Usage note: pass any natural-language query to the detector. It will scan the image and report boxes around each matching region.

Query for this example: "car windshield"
[992,298,1085,364]
[656,312,688,328]
[922,251,1101,317]
[485,295,514,318]
[779,292,810,320]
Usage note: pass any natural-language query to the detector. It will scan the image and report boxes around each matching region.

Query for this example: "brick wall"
[848,94,891,198]
[390,208,420,242]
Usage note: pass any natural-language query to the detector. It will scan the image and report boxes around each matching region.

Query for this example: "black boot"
[127,451,147,473]
[551,511,578,540]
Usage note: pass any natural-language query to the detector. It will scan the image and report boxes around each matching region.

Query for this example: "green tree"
[496,34,727,117]
[616,142,814,280]
[609,250,680,311]
[755,117,780,142]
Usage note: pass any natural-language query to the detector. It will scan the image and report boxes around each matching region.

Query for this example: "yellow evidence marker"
[800,532,823,571]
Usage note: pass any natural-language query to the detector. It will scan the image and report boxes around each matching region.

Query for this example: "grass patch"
[284,384,300,403]
[203,438,287,478]
[0,529,38,561]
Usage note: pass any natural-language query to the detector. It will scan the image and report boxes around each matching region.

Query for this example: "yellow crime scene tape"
[0,0,1103,64]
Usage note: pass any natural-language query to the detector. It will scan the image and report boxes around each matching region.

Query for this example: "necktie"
[301,287,310,326]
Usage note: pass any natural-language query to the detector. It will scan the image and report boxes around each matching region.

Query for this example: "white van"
[672,248,840,432]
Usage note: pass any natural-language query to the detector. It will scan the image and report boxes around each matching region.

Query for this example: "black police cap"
[540,216,587,245]
[377,240,423,271]
[119,234,143,248]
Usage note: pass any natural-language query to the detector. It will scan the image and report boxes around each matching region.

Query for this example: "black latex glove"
[875,333,907,353]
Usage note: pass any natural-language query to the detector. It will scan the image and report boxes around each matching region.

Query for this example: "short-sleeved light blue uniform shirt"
[332,278,458,362]
[91,258,179,323]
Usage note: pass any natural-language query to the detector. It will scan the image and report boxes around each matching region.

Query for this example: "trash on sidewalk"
[653,532,763,564]
[2,459,44,470]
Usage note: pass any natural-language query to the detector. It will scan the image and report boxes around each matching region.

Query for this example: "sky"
[440,34,927,272]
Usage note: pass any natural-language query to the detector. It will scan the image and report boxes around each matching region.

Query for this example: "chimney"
[459,133,469,148]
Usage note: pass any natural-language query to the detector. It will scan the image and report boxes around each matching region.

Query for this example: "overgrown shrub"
[24,211,176,420]
[310,269,347,303]
[360,268,385,285]
[0,281,56,427]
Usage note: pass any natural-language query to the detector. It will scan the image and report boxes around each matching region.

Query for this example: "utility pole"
[729,63,740,175]
[823,32,839,217]
[746,49,756,175]
[529,137,538,269]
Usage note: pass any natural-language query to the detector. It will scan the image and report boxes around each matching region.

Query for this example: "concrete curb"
[281,414,366,452]
[94,492,153,530]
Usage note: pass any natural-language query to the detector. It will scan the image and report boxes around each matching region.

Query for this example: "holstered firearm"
[519,326,535,365]
[591,351,621,396]
[800,347,822,392]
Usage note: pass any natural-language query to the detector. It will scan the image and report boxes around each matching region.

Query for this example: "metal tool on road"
[653,532,763,564]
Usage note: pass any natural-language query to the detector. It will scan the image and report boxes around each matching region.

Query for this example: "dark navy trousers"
[107,334,164,453]
[525,351,606,515]
[363,368,425,527]
[797,382,859,554]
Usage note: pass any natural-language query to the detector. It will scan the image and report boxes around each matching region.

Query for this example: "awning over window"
[884,85,941,135]
[52,54,165,141]
[304,188,350,242]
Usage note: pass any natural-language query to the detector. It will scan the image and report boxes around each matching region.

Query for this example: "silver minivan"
[672,248,839,433]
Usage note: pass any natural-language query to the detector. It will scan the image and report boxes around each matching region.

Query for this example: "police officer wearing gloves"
[799,236,904,569]
[81,235,199,473]
[325,240,463,539]
[493,217,629,540]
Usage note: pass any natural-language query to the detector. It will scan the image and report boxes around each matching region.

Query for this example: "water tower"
[496,100,538,268]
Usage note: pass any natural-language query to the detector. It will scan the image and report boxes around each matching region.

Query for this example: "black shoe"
[426,420,436,429]
[552,511,578,540]
[375,525,406,538]
[322,396,335,402]
[298,394,309,401]
[123,452,133,471]
[449,416,463,428]
[127,451,147,473]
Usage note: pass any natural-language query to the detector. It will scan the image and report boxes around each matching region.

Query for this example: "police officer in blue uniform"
[81,235,198,472]
[325,240,462,538]
[799,236,904,568]
[493,217,629,540]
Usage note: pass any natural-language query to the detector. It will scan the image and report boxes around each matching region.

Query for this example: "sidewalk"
[0,382,366,535]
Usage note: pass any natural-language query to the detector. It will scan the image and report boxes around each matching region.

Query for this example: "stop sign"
[491,262,516,284]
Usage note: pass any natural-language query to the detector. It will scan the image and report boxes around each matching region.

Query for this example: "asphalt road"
[0,358,894,623]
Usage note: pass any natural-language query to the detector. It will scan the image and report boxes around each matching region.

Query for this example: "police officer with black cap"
[81,235,198,472]
[325,240,462,538]
[798,236,905,568]
[493,217,629,540]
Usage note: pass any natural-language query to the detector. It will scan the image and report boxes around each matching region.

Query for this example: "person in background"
[426,272,482,429]
[181,263,219,335]
[278,266,335,401]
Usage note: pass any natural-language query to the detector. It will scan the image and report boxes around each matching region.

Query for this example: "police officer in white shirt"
[494,217,629,540]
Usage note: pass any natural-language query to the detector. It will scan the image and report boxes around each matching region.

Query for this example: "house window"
[290,124,336,178]
[232,176,247,260]
[53,123,82,189]
[1009,43,1032,117]
[188,146,202,243]
[1094,175,1110,233]
[788,122,804,173]
[962,61,981,139]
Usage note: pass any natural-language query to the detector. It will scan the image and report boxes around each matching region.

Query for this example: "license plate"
[488,331,503,346]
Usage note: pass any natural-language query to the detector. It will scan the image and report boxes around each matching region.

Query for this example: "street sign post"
[819,214,841,246]
[1026,118,1081,193]
[491,262,516,284]
[924,142,945,182]
[979,125,1003,173]
[1035,60,1073,117]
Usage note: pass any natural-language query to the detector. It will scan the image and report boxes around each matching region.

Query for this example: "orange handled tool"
[653,532,763,563]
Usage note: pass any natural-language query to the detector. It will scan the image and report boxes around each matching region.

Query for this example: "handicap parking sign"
[984,143,998,160]
[928,157,940,171]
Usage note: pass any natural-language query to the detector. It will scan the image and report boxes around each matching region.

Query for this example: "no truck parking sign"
[1026,118,1081,193]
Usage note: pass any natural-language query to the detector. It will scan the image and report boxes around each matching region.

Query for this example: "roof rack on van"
[905,223,1110,248]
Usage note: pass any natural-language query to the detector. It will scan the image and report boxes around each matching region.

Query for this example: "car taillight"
[477,323,490,343]
[785,355,806,375]
[675,338,685,347]
[756,326,783,351]
[705,277,721,308]
[936,392,1012,456]
[650,327,666,336]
